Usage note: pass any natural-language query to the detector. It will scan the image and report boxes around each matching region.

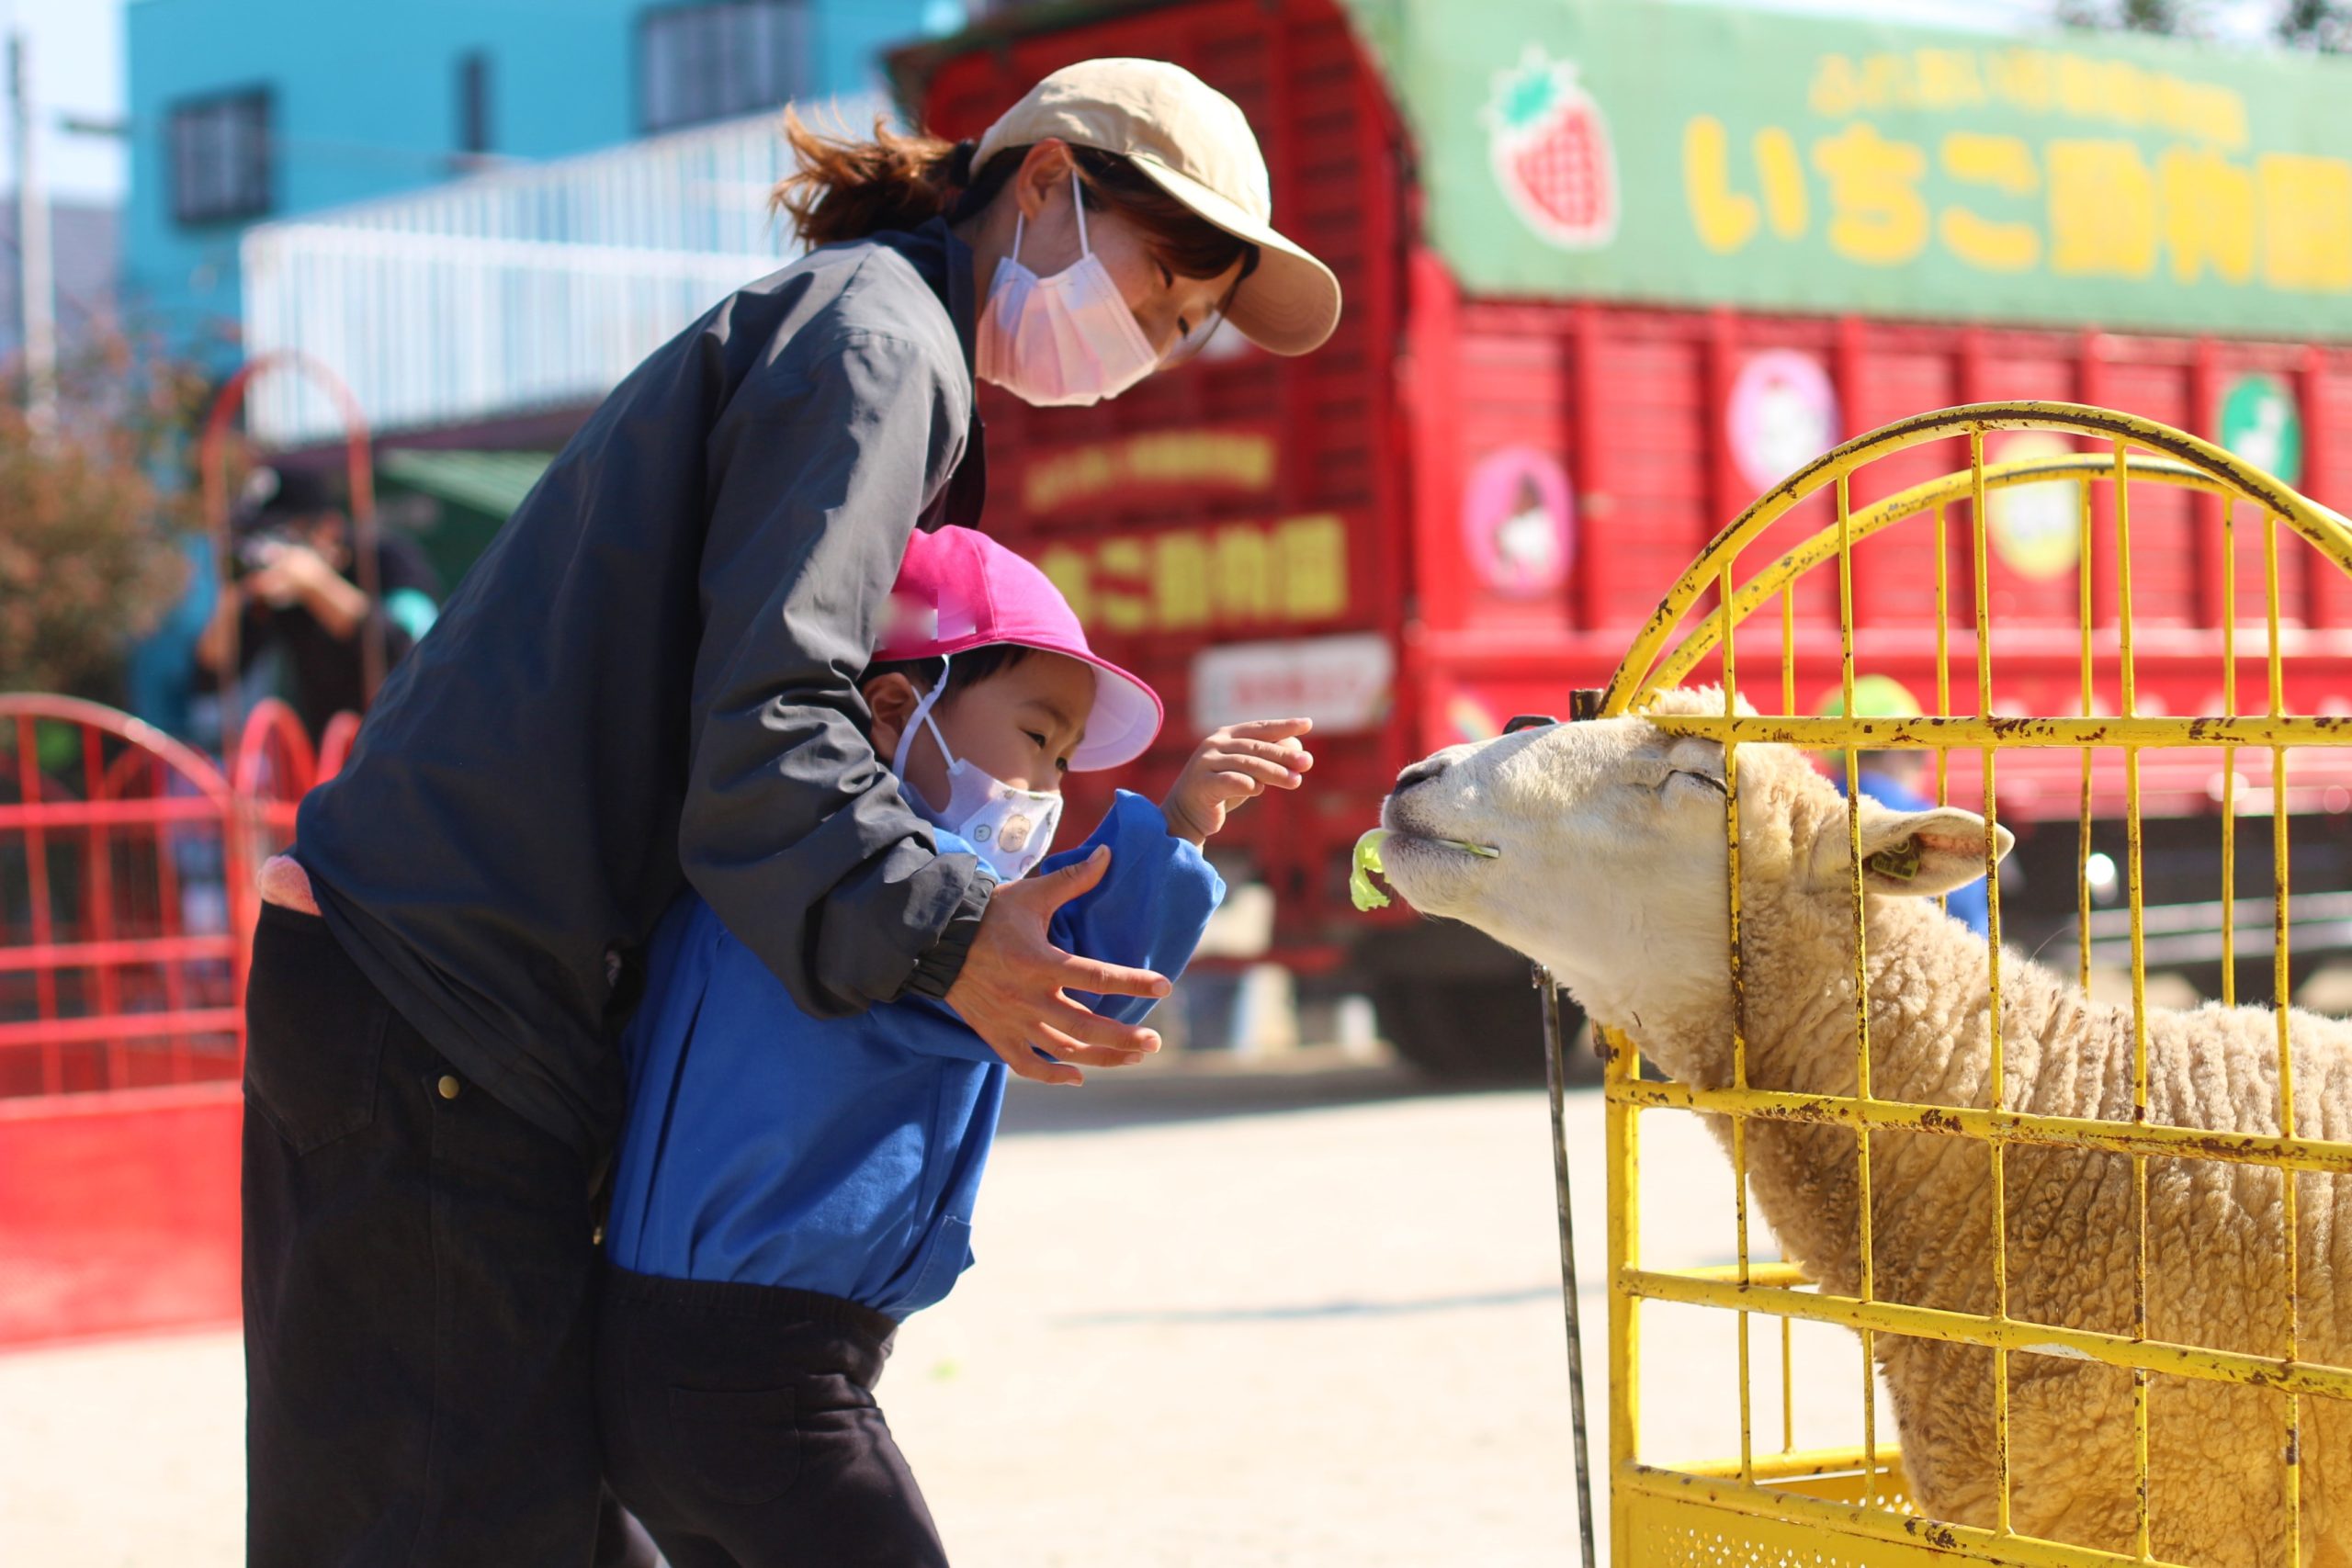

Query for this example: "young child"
[595,525,1313,1568]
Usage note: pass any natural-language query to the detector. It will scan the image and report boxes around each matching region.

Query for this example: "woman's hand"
[944,845,1170,1087]
[1160,717,1315,845]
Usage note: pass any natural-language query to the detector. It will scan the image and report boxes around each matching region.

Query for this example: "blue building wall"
[123,0,939,356]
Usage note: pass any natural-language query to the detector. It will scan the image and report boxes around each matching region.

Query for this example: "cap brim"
[1065,651,1163,772]
[1126,153,1340,357]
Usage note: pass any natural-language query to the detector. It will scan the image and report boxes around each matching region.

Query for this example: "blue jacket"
[605,791,1223,1318]
[1843,768,1992,937]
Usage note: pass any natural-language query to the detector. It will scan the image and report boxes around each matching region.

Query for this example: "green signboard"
[1340,0,2352,338]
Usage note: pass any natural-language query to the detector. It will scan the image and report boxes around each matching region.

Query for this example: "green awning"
[379,449,554,519]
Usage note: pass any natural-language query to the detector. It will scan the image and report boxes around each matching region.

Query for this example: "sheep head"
[1374,687,2014,1078]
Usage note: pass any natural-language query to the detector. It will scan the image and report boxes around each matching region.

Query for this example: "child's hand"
[1161,718,1315,845]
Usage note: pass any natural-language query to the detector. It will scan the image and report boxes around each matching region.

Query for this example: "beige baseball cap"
[971,58,1341,357]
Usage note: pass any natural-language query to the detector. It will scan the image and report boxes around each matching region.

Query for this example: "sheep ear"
[1810,806,2014,899]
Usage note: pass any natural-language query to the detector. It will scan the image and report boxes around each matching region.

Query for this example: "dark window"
[168,88,272,226]
[458,52,492,156]
[640,2,811,133]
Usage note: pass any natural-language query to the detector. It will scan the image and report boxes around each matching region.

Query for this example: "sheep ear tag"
[1865,840,1921,883]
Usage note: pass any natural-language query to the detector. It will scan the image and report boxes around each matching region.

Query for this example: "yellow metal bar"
[1676,1445,1889,1483]
[2079,477,2098,998]
[1936,499,1952,825]
[1780,1313,1795,1454]
[1647,455,2220,695]
[1780,581,1795,719]
[2222,497,2238,1010]
[1630,714,2352,748]
[1618,1269,2352,1403]
[1720,563,1756,1485]
[1615,1463,2192,1568]
[2113,435,2154,1562]
[1603,401,2352,718]
[1836,468,1878,1486]
[1612,1077,2352,1175]
[1775,536,1799,1470]
[1678,1260,1814,1288]
[1604,1020,1639,1548]
[2266,510,2301,1568]
[1971,428,2013,1538]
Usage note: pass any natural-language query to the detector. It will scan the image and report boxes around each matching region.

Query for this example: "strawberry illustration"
[1486,46,1617,251]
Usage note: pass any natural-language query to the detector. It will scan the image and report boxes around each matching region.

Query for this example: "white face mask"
[891,660,1065,881]
[975,172,1159,408]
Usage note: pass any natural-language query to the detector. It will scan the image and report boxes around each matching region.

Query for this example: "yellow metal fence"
[1593,402,2352,1568]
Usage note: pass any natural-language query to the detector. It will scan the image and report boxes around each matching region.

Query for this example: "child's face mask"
[892,660,1065,881]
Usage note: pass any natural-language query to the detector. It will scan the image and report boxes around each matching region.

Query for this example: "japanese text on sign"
[1035,514,1352,636]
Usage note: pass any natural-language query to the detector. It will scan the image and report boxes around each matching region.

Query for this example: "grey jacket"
[295,220,992,1159]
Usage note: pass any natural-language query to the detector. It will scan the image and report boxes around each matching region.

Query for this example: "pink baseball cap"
[873,526,1164,772]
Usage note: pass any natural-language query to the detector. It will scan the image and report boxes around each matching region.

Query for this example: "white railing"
[241,96,883,445]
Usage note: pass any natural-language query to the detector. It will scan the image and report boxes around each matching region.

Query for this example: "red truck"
[892,0,2352,1077]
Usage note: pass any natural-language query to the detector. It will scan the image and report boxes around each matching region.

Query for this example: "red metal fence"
[0,695,334,1347]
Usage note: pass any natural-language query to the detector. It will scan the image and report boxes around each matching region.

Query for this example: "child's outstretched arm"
[1159,718,1315,845]
[1051,718,1317,1024]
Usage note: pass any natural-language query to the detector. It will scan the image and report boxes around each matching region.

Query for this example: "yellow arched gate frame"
[1586,402,2352,1567]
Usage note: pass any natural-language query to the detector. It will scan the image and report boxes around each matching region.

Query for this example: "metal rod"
[8,30,56,434]
[1538,965,1599,1568]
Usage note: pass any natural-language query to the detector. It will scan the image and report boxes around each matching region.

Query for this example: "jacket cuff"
[902,871,995,1000]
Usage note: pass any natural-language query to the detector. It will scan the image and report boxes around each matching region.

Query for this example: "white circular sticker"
[1728,351,1838,492]
[1462,446,1575,596]
[1986,432,2081,582]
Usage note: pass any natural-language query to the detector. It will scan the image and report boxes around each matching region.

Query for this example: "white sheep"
[1366,687,2352,1567]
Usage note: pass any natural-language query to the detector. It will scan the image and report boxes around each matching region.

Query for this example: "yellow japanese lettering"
[2047,140,2159,279]
[1986,48,2057,115]
[1038,545,1091,626]
[1914,49,1986,111]
[1211,525,1275,624]
[1860,55,1909,110]
[1939,132,2041,274]
[1152,531,1214,631]
[1683,116,1758,254]
[1758,128,1808,239]
[1276,516,1350,621]
[2258,154,2352,293]
[1809,54,1863,118]
[1813,122,1929,267]
[1095,538,1149,633]
[2159,147,2256,286]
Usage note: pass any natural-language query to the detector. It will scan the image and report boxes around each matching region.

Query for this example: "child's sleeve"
[1043,790,1227,1026]
[884,793,1225,1065]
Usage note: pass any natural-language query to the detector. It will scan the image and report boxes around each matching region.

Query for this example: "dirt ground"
[0,1058,1889,1566]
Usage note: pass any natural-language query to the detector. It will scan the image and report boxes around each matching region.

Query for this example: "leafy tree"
[2056,0,2210,33]
[2278,0,2352,48]
[0,332,209,702]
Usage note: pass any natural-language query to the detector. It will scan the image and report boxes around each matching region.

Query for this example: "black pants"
[242,900,650,1567]
[596,1267,951,1568]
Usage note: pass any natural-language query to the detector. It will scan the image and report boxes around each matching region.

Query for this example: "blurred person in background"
[237,59,1340,1568]
[194,467,441,739]
[1821,674,1992,938]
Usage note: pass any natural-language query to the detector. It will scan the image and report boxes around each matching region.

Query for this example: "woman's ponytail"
[771,109,977,247]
